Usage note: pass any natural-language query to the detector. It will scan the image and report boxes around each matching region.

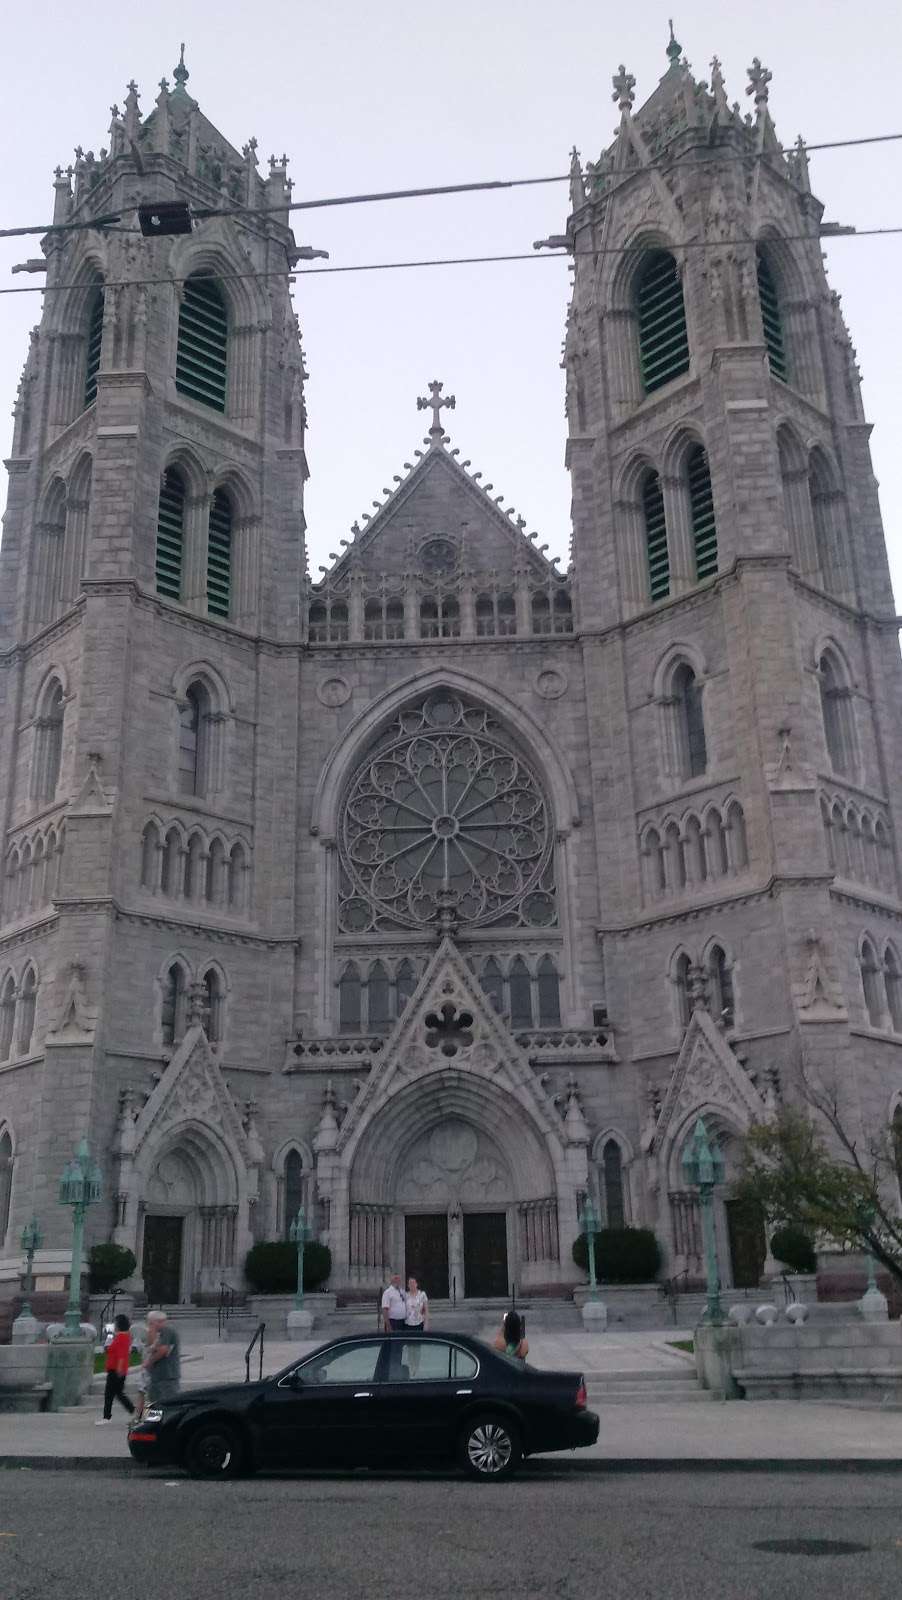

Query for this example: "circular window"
[338,693,556,932]
[419,539,457,579]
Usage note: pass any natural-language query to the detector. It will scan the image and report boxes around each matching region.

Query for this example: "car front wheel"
[183,1419,244,1479]
[458,1414,522,1481]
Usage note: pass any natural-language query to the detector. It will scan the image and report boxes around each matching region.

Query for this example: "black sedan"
[128,1330,598,1480]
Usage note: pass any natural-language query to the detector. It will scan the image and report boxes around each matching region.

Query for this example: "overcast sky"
[1,0,900,599]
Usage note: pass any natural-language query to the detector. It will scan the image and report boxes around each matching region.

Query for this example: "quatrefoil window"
[424,1003,474,1057]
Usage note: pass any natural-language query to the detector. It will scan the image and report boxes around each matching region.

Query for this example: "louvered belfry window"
[207,489,232,619]
[176,274,228,412]
[636,250,690,394]
[643,469,670,602]
[156,467,185,600]
[687,445,717,580]
[84,277,105,407]
[756,249,788,382]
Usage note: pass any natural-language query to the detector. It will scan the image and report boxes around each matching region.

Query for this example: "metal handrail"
[245,1320,265,1383]
[657,1269,691,1325]
[217,1281,236,1339]
[98,1289,119,1337]
[780,1271,798,1306]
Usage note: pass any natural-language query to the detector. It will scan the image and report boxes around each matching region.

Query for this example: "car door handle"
[456,1389,472,1395]
[353,1391,372,1399]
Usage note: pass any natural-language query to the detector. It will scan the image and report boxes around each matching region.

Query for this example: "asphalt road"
[2,1466,901,1600]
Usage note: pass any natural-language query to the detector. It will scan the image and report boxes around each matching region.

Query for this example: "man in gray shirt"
[145,1309,181,1400]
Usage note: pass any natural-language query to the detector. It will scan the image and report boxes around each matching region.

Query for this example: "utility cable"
[0,130,900,241]
[0,227,900,297]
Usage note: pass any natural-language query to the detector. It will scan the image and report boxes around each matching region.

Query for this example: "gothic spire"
[173,41,190,93]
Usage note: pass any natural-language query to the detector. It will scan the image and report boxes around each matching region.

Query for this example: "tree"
[733,1094,902,1289]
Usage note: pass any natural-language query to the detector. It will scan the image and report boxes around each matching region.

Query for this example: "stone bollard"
[858,1283,889,1322]
[786,1302,809,1325]
[286,1307,316,1340]
[10,1310,45,1345]
[755,1304,779,1326]
[581,1300,608,1334]
[46,1333,94,1410]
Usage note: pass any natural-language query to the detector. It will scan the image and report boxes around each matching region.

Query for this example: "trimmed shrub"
[769,1225,817,1275]
[88,1242,137,1293]
[572,1226,662,1284]
[244,1239,332,1294]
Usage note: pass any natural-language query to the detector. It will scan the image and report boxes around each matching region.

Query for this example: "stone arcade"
[2,35,902,1313]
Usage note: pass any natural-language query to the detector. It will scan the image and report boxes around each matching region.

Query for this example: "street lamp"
[58,1138,103,1334]
[578,1194,601,1301]
[19,1215,43,1318]
[681,1117,726,1325]
[289,1205,311,1310]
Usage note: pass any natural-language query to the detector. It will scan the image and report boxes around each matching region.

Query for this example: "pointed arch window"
[643,470,669,602]
[367,961,391,1033]
[0,977,16,1062]
[602,1140,626,1229]
[509,957,533,1030]
[673,663,707,779]
[179,682,211,797]
[756,248,787,382]
[636,250,690,394]
[207,489,232,619]
[674,953,691,1030]
[283,1150,305,1239]
[687,445,717,580]
[339,963,362,1033]
[227,842,246,910]
[396,959,416,1013]
[84,275,105,408]
[537,956,561,1027]
[33,478,67,627]
[480,958,505,1015]
[885,947,902,1034]
[35,681,65,804]
[818,650,855,778]
[0,1127,12,1243]
[202,967,225,1044]
[156,467,185,601]
[161,963,187,1046]
[16,968,36,1055]
[893,1105,902,1202]
[860,939,883,1029]
[708,946,734,1027]
[176,274,228,412]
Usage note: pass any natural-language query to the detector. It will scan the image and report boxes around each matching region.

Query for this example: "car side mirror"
[288,1372,304,1390]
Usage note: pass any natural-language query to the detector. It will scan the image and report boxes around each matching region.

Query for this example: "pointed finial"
[173,42,189,87]
[611,64,636,113]
[158,77,170,98]
[666,18,682,65]
[569,146,585,209]
[746,57,772,107]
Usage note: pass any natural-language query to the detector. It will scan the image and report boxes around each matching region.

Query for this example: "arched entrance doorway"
[138,1124,242,1304]
[341,1068,564,1299]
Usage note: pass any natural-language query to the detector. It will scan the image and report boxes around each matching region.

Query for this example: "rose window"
[338,693,556,933]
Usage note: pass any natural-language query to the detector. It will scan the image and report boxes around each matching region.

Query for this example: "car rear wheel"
[458,1414,522,1481]
[183,1419,243,1479]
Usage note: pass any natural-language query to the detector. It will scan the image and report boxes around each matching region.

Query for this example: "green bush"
[244,1239,332,1294]
[769,1225,817,1274]
[88,1242,137,1293]
[571,1226,662,1284]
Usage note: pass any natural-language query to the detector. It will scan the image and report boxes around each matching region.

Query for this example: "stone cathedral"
[1,34,901,1314]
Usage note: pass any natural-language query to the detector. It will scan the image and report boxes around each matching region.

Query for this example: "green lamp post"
[58,1138,103,1334]
[681,1117,726,1325]
[579,1194,601,1301]
[19,1215,43,1318]
[289,1204,311,1310]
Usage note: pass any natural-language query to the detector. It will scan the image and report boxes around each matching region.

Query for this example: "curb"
[0,1455,900,1476]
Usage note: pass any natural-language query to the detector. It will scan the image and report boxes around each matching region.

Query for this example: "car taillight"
[575,1379,587,1410]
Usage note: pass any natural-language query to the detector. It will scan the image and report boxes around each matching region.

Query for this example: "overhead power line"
[0,131,900,241]
[0,227,900,298]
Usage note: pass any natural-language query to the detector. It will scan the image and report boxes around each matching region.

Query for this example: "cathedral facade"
[1,38,901,1309]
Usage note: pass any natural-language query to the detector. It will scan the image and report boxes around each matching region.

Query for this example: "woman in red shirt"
[97,1314,135,1424]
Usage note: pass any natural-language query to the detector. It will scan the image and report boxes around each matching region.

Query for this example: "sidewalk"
[1,1330,899,1469]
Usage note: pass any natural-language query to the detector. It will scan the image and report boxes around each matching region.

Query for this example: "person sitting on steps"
[493,1309,529,1362]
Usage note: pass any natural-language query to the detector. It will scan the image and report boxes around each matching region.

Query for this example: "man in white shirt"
[381,1272,407,1332]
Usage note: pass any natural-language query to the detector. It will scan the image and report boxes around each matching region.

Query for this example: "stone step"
[586,1387,711,1404]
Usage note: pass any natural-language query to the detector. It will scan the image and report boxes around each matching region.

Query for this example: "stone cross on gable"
[417,379,456,440]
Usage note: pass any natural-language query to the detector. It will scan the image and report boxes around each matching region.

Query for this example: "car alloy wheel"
[462,1417,520,1479]
[185,1421,242,1479]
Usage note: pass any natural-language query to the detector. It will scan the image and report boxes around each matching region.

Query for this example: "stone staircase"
[584,1368,710,1406]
